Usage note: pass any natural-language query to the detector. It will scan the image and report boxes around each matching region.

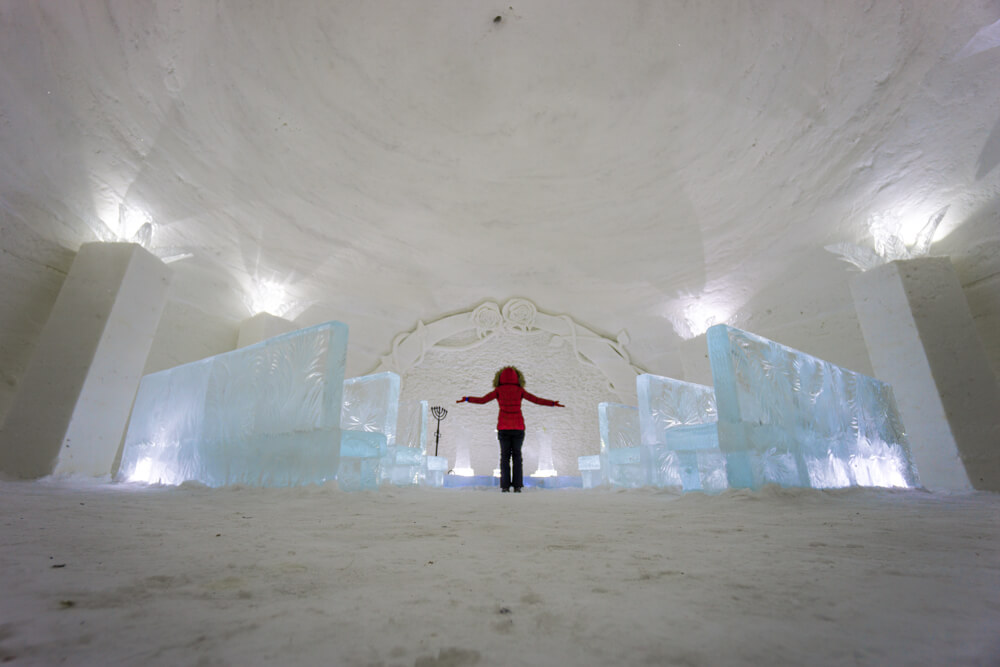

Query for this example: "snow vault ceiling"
[1,1,998,377]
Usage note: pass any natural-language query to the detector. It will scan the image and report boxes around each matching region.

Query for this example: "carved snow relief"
[374,299,643,477]
[374,298,642,401]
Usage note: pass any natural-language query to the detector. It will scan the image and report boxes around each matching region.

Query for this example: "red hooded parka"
[463,367,560,430]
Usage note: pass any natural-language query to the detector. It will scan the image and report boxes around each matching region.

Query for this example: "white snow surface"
[1,479,997,666]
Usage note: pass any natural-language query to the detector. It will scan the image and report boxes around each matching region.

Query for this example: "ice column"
[851,257,1000,491]
[0,243,170,478]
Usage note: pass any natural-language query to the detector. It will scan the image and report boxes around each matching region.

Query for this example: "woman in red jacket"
[458,366,564,492]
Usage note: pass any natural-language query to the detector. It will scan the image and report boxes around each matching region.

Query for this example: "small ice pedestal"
[338,372,400,491]
[707,324,919,490]
[599,402,644,488]
[637,374,726,493]
[424,455,449,488]
[577,454,602,489]
[118,321,348,487]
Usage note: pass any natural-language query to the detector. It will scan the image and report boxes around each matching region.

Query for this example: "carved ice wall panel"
[119,321,347,487]
[707,324,919,489]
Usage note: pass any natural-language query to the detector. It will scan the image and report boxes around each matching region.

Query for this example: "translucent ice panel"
[637,373,717,445]
[650,423,728,493]
[578,454,603,489]
[425,455,449,488]
[337,442,382,491]
[395,400,429,454]
[338,372,400,491]
[598,402,644,488]
[426,455,449,471]
[636,374,726,492]
[381,400,430,486]
[341,372,401,444]
[119,321,348,487]
[707,324,919,490]
[599,402,641,451]
[607,446,646,488]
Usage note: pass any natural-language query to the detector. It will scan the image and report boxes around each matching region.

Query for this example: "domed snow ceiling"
[1,1,998,379]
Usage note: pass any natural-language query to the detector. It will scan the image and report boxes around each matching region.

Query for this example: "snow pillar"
[0,243,171,479]
[850,257,1000,491]
[237,312,297,348]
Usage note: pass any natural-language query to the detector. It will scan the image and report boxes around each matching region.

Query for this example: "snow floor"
[1,480,998,666]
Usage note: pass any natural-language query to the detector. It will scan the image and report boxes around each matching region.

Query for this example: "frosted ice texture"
[598,403,644,488]
[577,454,603,489]
[636,374,726,492]
[425,455,448,487]
[637,373,717,441]
[339,372,401,491]
[118,321,348,487]
[383,399,429,485]
[707,324,919,490]
[341,372,400,444]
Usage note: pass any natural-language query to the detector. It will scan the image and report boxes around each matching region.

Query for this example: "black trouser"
[497,429,525,490]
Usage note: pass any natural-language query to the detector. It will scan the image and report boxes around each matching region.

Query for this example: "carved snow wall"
[373,299,643,477]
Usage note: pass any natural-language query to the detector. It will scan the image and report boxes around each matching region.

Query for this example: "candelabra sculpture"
[430,406,448,457]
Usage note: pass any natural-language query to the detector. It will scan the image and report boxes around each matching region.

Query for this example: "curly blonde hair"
[493,366,525,388]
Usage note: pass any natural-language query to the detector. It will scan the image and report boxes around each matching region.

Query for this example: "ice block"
[118,321,348,487]
[707,324,919,490]
[577,454,603,489]
[338,371,401,490]
[424,455,449,488]
[383,399,429,486]
[636,374,727,492]
[598,402,644,488]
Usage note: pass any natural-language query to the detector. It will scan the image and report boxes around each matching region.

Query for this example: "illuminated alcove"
[373,299,644,477]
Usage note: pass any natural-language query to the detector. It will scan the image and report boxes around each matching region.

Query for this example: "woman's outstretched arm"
[457,390,498,404]
[522,390,564,407]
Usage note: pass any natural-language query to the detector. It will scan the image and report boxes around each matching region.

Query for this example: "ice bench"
[118,321,348,487]
[707,324,918,489]
[340,373,446,490]
[580,325,919,491]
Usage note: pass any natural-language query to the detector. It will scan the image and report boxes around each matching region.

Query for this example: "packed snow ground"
[1,480,997,666]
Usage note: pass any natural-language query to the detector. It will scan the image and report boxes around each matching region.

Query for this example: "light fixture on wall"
[826,205,949,271]
[118,203,152,242]
[245,278,298,317]
[666,288,740,340]
[92,201,194,264]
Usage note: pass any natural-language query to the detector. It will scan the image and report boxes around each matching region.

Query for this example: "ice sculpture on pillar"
[118,321,348,487]
[598,403,644,488]
[707,324,919,490]
[339,371,400,491]
[637,374,727,493]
